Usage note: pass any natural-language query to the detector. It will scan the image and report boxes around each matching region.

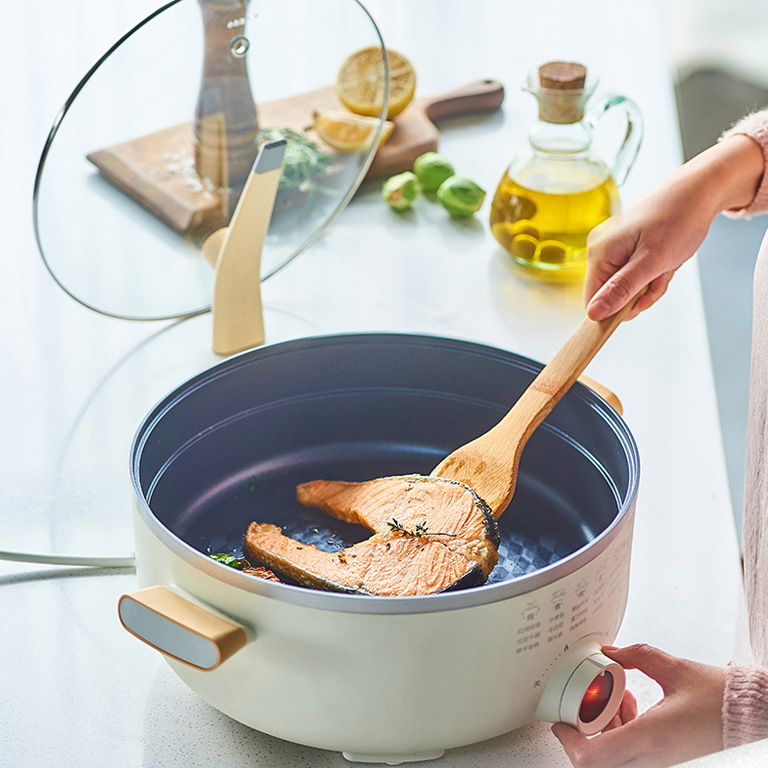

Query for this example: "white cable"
[0,550,135,567]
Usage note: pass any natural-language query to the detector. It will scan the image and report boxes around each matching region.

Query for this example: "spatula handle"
[503,293,641,445]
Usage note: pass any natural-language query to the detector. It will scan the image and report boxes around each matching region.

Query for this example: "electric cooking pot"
[120,333,639,765]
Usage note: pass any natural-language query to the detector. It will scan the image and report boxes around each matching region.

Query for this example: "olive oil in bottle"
[491,61,641,279]
[490,163,620,276]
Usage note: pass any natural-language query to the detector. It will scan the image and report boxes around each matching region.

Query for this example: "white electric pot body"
[124,334,640,764]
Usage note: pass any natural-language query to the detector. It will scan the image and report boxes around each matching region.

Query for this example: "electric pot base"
[122,333,639,763]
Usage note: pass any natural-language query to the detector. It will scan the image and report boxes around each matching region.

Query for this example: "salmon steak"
[244,474,500,596]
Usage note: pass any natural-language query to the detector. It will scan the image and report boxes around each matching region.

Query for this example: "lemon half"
[336,47,416,119]
[313,110,394,152]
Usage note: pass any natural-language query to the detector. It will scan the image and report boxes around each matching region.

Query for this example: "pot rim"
[130,332,640,615]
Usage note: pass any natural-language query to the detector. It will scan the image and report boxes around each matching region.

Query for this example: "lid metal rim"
[32,0,388,321]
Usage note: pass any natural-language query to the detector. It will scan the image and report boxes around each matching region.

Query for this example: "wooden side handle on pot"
[118,586,248,671]
[576,374,622,415]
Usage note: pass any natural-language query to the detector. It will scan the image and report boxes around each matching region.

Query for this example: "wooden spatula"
[430,296,641,518]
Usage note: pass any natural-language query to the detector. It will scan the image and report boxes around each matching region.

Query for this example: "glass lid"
[33,0,388,320]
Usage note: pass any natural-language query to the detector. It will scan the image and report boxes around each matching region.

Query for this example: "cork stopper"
[539,61,587,91]
[537,61,588,124]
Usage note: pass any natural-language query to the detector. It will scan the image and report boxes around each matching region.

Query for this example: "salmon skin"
[245,474,500,596]
[242,566,281,583]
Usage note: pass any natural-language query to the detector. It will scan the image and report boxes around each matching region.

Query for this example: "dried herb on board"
[260,127,336,214]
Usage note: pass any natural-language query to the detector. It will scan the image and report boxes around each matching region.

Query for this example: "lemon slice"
[336,47,416,118]
[313,110,394,152]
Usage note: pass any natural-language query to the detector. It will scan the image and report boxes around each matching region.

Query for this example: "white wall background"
[664,0,768,83]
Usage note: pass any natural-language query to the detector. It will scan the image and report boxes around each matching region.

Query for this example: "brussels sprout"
[436,176,486,217]
[382,171,422,211]
[413,151,455,191]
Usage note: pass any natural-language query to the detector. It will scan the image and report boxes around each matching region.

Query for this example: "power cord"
[0,550,135,567]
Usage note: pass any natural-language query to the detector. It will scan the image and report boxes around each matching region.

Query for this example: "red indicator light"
[579,672,614,723]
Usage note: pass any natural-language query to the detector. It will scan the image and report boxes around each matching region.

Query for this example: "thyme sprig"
[387,518,456,538]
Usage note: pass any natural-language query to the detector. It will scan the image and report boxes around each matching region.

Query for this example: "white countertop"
[1,0,765,765]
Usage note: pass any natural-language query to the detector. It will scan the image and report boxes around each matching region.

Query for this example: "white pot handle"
[118,585,248,671]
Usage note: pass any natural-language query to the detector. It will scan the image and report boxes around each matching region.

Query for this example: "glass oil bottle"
[490,62,642,279]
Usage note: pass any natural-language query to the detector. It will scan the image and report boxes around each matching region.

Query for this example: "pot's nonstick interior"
[135,334,637,588]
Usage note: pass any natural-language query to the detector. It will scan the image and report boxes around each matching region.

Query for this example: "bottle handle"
[585,95,643,186]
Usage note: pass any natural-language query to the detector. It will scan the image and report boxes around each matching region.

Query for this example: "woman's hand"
[585,134,764,322]
[552,644,727,768]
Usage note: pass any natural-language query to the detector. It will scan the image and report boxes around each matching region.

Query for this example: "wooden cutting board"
[87,79,504,235]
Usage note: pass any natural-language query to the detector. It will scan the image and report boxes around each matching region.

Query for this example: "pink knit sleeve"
[720,109,768,217]
[722,664,768,748]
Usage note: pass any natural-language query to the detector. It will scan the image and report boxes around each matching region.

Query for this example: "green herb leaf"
[209,553,251,570]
